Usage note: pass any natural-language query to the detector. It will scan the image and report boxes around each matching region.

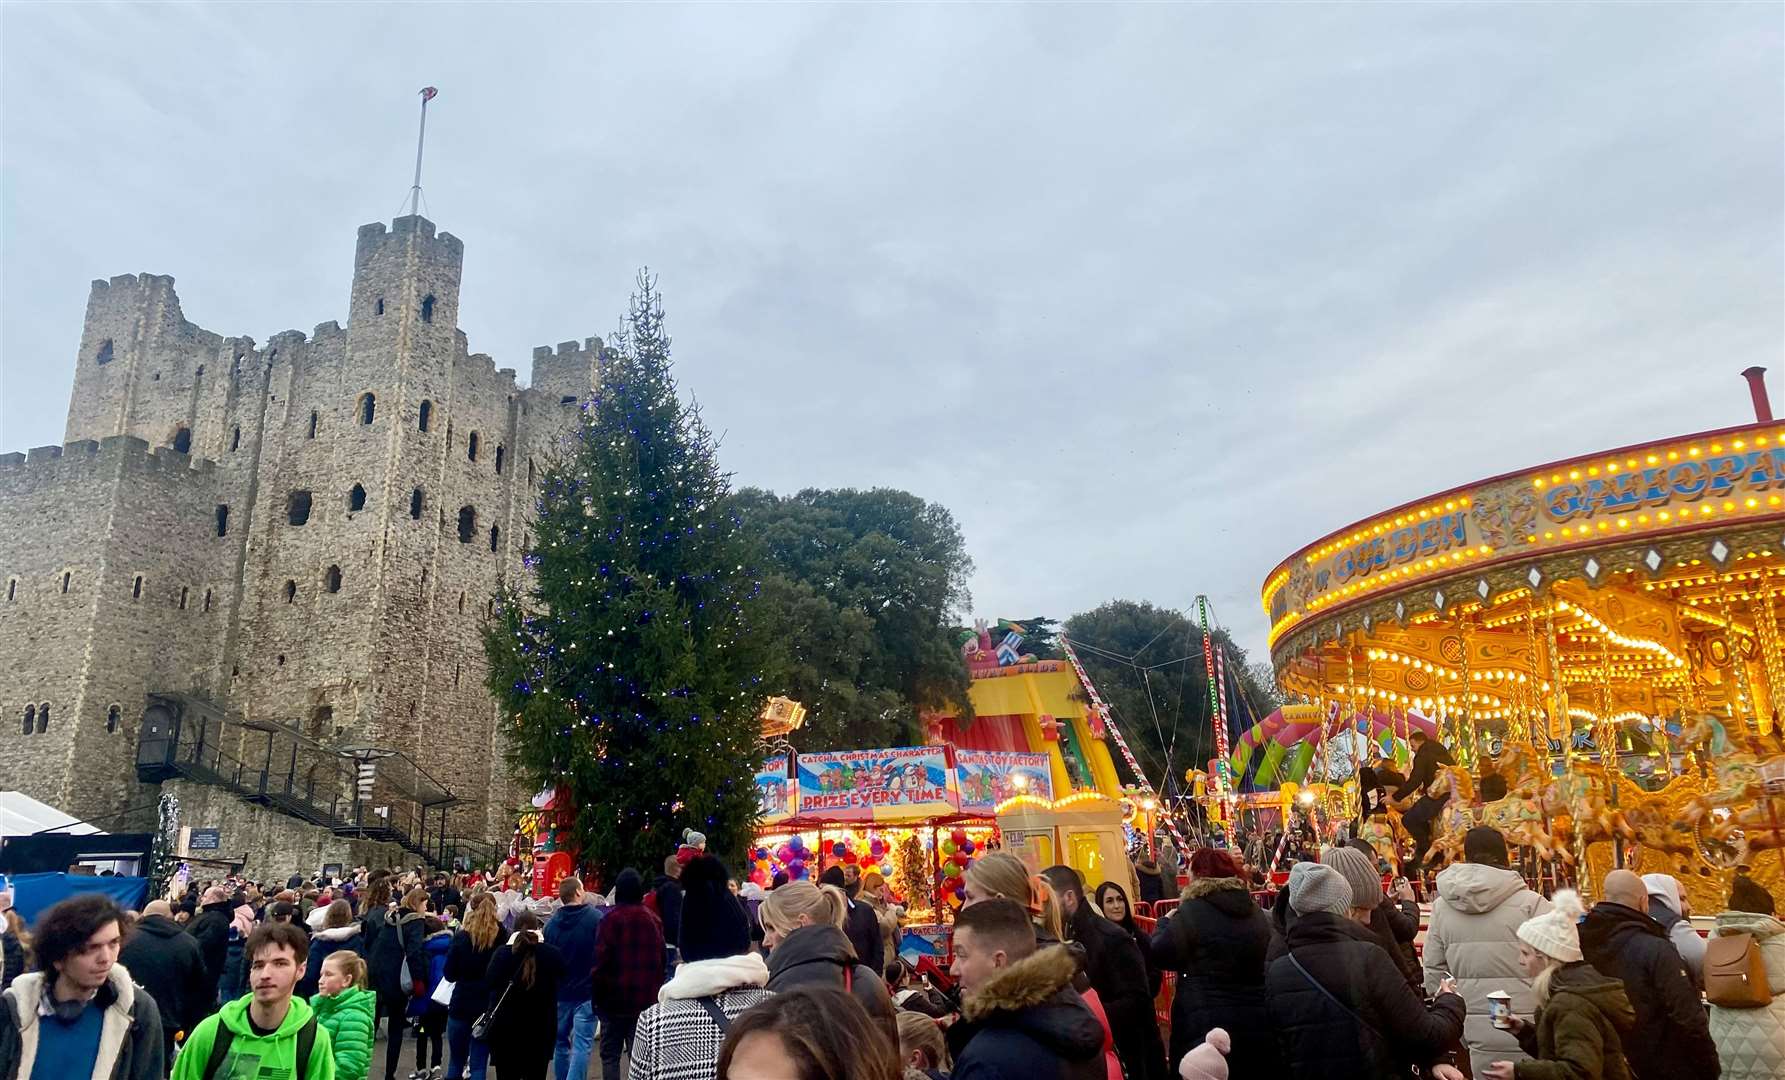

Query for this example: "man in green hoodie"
[171,921,333,1080]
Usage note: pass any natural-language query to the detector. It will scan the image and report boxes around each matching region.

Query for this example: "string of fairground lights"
[1058,637,1192,855]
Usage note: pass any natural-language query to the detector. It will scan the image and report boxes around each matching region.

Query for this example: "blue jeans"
[554,1000,596,1080]
[445,1016,489,1080]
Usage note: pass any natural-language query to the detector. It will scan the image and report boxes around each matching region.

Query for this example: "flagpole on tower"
[409,86,438,218]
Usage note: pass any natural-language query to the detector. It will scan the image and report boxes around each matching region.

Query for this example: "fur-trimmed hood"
[1182,875,1257,918]
[963,944,1081,1020]
[953,945,1105,1066]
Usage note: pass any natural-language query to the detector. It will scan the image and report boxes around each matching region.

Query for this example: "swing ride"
[1259,377,1785,911]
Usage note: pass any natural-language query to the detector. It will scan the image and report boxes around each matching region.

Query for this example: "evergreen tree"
[485,272,770,877]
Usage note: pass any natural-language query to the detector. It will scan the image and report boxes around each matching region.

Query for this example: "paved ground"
[369,1024,629,1080]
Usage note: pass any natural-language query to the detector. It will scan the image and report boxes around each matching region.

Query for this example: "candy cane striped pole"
[1059,637,1191,854]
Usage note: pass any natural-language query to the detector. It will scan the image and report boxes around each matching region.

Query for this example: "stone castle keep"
[0,215,602,869]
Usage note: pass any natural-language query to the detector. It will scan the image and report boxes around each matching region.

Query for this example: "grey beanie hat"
[1321,845,1383,910]
[1288,861,1353,917]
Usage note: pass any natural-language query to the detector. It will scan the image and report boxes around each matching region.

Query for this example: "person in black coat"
[443,896,504,1080]
[1042,865,1167,1080]
[298,900,365,998]
[484,911,565,1080]
[369,890,432,1080]
[1265,863,1465,1080]
[1578,869,1720,1080]
[117,899,209,1063]
[1394,730,1456,875]
[945,897,1107,1080]
[184,887,232,1004]
[1149,854,1281,1075]
[817,866,883,979]
[1093,881,1161,998]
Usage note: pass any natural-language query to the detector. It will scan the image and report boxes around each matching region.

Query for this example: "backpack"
[201,1015,318,1080]
[1705,932,1774,1008]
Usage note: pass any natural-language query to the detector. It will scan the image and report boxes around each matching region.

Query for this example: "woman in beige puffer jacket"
[1708,897,1785,1080]
[1422,853,1551,1077]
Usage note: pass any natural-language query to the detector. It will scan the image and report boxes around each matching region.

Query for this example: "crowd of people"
[0,820,1780,1080]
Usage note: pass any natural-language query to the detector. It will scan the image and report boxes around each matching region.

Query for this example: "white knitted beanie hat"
[1517,889,1585,963]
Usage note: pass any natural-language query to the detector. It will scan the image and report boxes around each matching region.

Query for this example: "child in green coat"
[313,952,376,1080]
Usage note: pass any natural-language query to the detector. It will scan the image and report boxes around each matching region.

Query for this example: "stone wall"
[164,779,409,881]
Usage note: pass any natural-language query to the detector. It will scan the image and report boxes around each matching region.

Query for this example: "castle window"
[22,706,33,735]
[106,705,121,734]
[308,412,319,439]
[5,579,14,602]
[457,592,465,614]
[457,506,476,543]
[203,588,212,612]
[560,395,576,406]
[410,487,424,519]
[96,339,114,365]
[288,491,312,526]
[132,575,143,600]
[495,445,505,474]
[421,295,435,323]
[36,704,48,734]
[349,484,367,512]
[420,567,429,593]
[276,654,285,667]
[528,459,535,487]
[172,427,192,454]
[195,365,205,377]
[61,572,70,594]
[325,565,343,593]
[230,426,241,452]
[467,432,479,462]
[284,579,297,603]
[454,664,461,687]
[487,598,495,618]
[489,524,500,552]
[359,393,376,425]
[418,400,432,432]
[375,297,385,316]
[216,504,229,537]
[179,586,189,610]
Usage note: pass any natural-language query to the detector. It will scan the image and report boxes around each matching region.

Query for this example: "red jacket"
[592,902,666,1016]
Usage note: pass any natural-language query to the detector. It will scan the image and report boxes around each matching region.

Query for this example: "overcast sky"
[2,3,1780,662]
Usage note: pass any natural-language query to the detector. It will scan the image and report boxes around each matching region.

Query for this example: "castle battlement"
[0,435,222,478]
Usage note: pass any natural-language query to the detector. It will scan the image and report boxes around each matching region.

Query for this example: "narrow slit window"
[132,575,143,600]
[375,297,385,316]
[36,704,48,733]
[467,432,479,462]
[421,295,435,323]
[308,411,319,439]
[489,524,500,552]
[22,706,34,735]
[325,565,343,593]
[410,487,424,519]
[216,504,229,537]
[172,427,191,454]
[457,506,476,543]
[348,484,367,512]
[5,579,14,602]
[61,571,70,594]
[495,445,505,474]
[106,705,121,734]
[96,339,114,365]
[179,586,189,610]
[419,400,432,432]
[203,588,212,612]
[230,426,241,452]
[359,393,376,425]
[284,579,297,603]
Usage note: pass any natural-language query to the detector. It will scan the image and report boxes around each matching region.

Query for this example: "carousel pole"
[1720,593,1759,734]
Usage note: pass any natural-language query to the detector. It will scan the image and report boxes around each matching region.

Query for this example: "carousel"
[1259,373,1785,911]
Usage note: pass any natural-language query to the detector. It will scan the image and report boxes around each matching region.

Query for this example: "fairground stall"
[1260,380,1785,911]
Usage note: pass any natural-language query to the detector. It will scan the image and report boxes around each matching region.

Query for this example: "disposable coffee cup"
[1487,990,1512,1029]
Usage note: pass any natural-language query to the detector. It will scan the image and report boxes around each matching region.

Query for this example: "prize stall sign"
[756,756,796,823]
[795,747,954,821]
[955,750,1053,812]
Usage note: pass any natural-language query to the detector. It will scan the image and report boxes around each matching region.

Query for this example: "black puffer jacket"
[1266,911,1465,1080]
[764,924,897,1049]
[368,909,430,998]
[1151,876,1281,1075]
[1578,901,1720,1080]
[945,945,1107,1080]
[186,900,232,988]
[117,914,209,1039]
[1064,903,1165,1080]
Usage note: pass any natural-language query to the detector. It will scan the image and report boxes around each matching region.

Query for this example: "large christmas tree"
[485,272,770,877]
